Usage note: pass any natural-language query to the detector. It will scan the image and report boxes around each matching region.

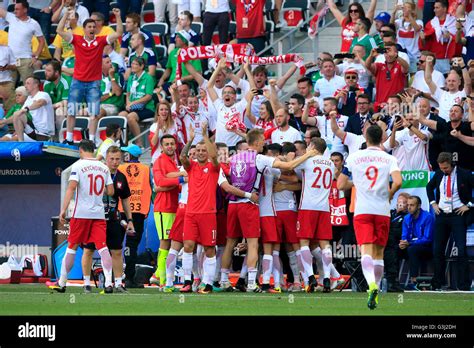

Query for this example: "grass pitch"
[0,285,473,316]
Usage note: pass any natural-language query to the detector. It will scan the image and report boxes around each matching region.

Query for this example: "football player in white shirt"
[294,138,336,293]
[208,59,255,147]
[337,125,402,309]
[47,140,115,293]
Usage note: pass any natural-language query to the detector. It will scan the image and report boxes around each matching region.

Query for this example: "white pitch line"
[0,291,472,302]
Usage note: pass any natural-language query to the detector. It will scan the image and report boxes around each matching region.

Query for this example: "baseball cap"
[121,144,142,158]
[176,30,191,45]
[374,12,391,25]
[345,69,359,76]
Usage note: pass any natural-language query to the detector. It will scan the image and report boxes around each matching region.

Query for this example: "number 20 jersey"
[69,158,113,219]
[345,147,399,217]
[295,155,335,212]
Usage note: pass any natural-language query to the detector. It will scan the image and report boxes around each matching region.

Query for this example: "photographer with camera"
[366,44,409,111]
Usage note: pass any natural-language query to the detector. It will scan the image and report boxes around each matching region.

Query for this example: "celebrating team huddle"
[49,119,401,310]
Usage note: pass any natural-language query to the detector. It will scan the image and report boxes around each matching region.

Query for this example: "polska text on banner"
[233,54,306,75]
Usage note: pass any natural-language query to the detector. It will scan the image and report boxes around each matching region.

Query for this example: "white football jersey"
[69,158,113,219]
[178,165,189,204]
[259,167,279,217]
[345,147,400,217]
[295,155,335,212]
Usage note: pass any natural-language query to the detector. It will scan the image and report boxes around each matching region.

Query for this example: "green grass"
[0,285,472,316]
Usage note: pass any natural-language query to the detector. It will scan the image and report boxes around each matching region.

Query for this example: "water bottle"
[381,278,388,293]
[351,278,357,292]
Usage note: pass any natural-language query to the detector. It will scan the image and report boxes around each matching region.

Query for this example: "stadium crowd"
[1,0,472,298]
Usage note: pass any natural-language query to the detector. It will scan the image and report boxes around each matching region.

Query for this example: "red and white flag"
[308,5,328,39]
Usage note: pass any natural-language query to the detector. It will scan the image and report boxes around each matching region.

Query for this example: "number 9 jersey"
[295,155,335,212]
[69,158,113,219]
[345,147,399,217]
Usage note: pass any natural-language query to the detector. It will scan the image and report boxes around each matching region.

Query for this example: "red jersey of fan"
[235,0,265,39]
[373,61,406,107]
[186,161,220,214]
[70,35,109,81]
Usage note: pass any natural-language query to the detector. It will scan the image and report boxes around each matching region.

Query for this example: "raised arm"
[330,110,346,140]
[455,20,467,45]
[302,99,317,126]
[450,129,474,146]
[202,122,218,166]
[276,64,298,90]
[208,59,227,102]
[404,116,430,142]
[365,49,378,76]
[326,0,345,25]
[268,79,284,112]
[179,126,195,170]
[272,149,317,171]
[51,0,66,23]
[56,7,73,42]
[184,61,205,86]
[366,0,377,21]
[389,120,401,149]
[107,8,123,43]
[245,90,258,125]
[424,55,437,95]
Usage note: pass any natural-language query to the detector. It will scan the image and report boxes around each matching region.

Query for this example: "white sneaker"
[291,282,303,292]
[331,276,345,290]
[192,278,201,292]
[246,284,262,293]
[149,274,160,285]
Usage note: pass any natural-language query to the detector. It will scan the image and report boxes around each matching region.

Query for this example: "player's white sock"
[83,275,91,286]
[214,246,225,282]
[166,249,179,287]
[311,247,324,282]
[196,244,205,279]
[192,251,200,281]
[66,131,73,142]
[59,248,76,287]
[203,256,217,285]
[248,267,258,288]
[262,254,273,284]
[361,254,376,286]
[89,134,95,141]
[220,268,230,284]
[98,247,113,288]
[182,251,193,282]
[330,263,341,278]
[114,277,122,288]
[240,255,248,279]
[299,246,314,279]
[321,247,333,279]
[287,251,300,283]
[296,250,309,285]
[272,250,282,288]
[373,259,384,288]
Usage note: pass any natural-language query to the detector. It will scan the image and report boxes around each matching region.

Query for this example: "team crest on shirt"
[117,181,122,189]
[234,160,247,178]
[93,41,98,46]
[204,167,209,173]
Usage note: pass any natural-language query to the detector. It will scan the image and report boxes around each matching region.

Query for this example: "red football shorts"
[296,210,332,241]
[227,203,260,239]
[216,211,227,246]
[183,212,217,247]
[260,216,280,244]
[169,203,186,243]
[69,218,106,249]
[353,214,390,246]
[276,210,298,244]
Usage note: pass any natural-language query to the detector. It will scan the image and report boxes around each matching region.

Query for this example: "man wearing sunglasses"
[366,43,409,112]
[334,69,364,116]
[411,51,445,107]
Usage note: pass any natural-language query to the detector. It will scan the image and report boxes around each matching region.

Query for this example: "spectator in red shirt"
[421,0,458,74]
[56,7,123,145]
[235,0,266,55]
[366,43,409,111]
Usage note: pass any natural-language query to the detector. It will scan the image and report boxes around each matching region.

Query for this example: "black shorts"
[83,220,125,251]
[136,108,155,121]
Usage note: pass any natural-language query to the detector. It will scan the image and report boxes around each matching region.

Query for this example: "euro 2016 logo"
[126,164,140,178]
[234,160,247,178]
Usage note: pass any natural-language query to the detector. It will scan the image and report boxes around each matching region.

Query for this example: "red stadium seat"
[281,0,310,28]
